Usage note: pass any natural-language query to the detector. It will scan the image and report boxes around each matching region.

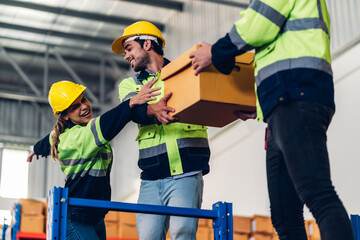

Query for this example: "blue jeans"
[66,219,106,240]
[266,101,354,240]
[136,173,203,240]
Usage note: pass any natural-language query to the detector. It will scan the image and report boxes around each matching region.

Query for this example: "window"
[0,149,29,199]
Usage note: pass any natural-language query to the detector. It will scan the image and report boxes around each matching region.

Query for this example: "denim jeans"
[66,218,106,240]
[136,173,203,240]
[266,101,354,240]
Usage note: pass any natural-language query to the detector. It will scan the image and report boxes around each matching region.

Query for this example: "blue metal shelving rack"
[351,214,360,240]
[47,186,234,240]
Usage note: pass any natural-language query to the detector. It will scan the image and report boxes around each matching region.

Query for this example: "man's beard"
[134,51,151,72]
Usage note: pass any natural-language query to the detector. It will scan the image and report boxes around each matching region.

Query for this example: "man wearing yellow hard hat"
[112,21,211,240]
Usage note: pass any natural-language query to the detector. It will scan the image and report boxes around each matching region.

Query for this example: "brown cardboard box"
[119,212,137,225]
[249,233,272,240]
[118,223,138,239]
[234,233,249,240]
[199,218,212,227]
[105,221,118,238]
[20,214,45,233]
[196,226,212,240]
[307,219,320,238]
[233,216,252,234]
[19,199,44,215]
[161,45,256,127]
[271,233,279,240]
[308,237,321,240]
[105,211,119,222]
[251,215,274,234]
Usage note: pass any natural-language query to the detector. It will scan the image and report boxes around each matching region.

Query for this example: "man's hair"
[135,38,164,56]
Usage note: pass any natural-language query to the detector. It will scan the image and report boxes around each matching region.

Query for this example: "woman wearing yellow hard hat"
[27,79,160,239]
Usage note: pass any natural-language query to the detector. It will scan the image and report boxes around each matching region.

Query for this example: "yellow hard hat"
[48,81,86,117]
[111,21,166,54]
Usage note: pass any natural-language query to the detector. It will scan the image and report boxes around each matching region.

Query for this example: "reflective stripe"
[122,92,137,102]
[91,120,103,147]
[177,138,209,149]
[139,138,209,160]
[133,74,143,85]
[317,0,329,35]
[229,25,254,51]
[255,57,332,86]
[62,158,90,166]
[139,143,167,159]
[281,18,328,33]
[66,168,107,180]
[250,0,287,28]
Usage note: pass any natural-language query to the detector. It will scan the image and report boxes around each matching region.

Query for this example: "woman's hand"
[129,77,161,108]
[27,151,38,162]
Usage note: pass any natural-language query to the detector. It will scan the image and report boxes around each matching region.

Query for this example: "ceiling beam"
[0,0,165,31]
[200,0,249,8]
[120,0,184,11]
[1,46,129,69]
[0,22,113,45]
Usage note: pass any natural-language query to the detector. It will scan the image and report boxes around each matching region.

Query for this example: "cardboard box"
[105,222,118,238]
[271,233,279,240]
[199,218,212,227]
[249,233,272,240]
[105,211,119,222]
[19,199,44,215]
[119,212,137,225]
[234,233,249,240]
[20,214,45,233]
[251,215,274,234]
[162,45,256,127]
[307,219,320,238]
[118,223,138,239]
[196,226,212,240]
[233,216,252,234]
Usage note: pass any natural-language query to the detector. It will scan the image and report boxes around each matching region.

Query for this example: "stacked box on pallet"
[306,219,321,240]
[19,199,45,233]
[104,211,119,238]
[249,215,275,240]
[118,212,138,239]
[233,216,252,240]
[196,218,213,240]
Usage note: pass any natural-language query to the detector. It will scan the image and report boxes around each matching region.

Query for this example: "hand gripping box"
[161,45,256,127]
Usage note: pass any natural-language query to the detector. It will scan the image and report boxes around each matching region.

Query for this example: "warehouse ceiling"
[0,0,249,105]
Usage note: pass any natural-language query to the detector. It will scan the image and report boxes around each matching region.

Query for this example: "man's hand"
[27,150,39,162]
[234,110,257,121]
[147,93,178,125]
[189,42,212,76]
[129,77,161,108]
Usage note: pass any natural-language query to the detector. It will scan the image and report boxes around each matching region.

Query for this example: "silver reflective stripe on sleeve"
[122,92,137,102]
[250,0,287,28]
[255,57,332,86]
[91,119,103,147]
[229,25,254,51]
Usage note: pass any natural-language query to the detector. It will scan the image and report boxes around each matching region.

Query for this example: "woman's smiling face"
[63,94,93,126]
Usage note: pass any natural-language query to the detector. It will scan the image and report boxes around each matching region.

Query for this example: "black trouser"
[266,101,354,240]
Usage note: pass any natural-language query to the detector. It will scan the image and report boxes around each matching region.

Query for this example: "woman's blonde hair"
[50,114,68,160]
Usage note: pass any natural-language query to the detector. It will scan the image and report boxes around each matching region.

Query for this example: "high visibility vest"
[119,69,210,180]
[229,0,334,121]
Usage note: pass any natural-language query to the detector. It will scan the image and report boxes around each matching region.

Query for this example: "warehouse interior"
[0,0,359,238]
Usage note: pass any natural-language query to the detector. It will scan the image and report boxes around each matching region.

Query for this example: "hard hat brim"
[111,34,166,54]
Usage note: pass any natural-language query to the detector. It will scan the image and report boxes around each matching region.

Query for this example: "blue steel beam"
[68,197,218,219]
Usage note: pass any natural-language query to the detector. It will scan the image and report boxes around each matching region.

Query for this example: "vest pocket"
[136,125,157,141]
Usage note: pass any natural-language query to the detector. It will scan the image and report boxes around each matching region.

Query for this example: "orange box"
[251,215,274,234]
[161,45,256,127]
[233,216,252,234]
[105,221,118,238]
[196,226,212,240]
[19,199,45,215]
[249,233,272,240]
[119,212,137,225]
[306,219,320,238]
[105,211,119,222]
[118,223,138,239]
[20,214,45,233]
[199,218,212,227]
[271,233,279,240]
[234,233,249,240]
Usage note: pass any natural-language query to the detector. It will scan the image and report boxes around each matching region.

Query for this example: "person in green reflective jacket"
[27,79,174,240]
[189,0,354,239]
